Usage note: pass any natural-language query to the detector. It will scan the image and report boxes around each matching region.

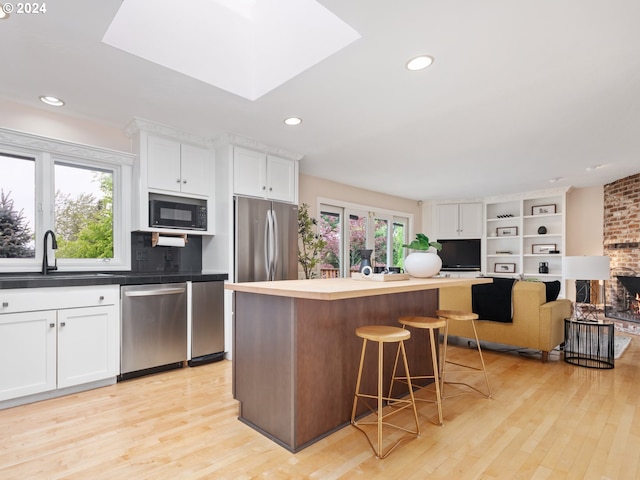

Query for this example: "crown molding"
[213,133,304,161]
[124,117,211,148]
[0,127,134,165]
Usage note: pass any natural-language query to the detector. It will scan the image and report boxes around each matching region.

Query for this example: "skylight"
[102,0,360,101]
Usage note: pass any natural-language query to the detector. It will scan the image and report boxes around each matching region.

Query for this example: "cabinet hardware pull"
[183,180,187,184]
[176,179,181,183]
[262,186,266,190]
[99,296,104,301]
[269,187,272,191]
[1,302,7,308]
[49,323,55,328]
[60,322,66,327]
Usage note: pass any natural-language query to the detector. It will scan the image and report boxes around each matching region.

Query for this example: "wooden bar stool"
[351,325,420,458]
[436,309,492,399]
[389,316,445,426]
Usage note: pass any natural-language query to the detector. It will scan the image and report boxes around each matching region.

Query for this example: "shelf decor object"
[494,263,516,273]
[562,255,611,321]
[532,244,556,254]
[496,226,518,236]
[532,204,556,215]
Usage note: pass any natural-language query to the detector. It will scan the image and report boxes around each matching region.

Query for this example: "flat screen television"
[438,238,481,271]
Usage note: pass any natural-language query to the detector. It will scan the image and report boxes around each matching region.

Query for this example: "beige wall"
[566,186,604,255]
[298,174,422,232]
[0,98,131,152]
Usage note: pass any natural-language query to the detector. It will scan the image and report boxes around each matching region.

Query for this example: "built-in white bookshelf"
[484,189,567,294]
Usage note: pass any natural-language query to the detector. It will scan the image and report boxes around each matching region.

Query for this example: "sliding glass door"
[318,202,409,277]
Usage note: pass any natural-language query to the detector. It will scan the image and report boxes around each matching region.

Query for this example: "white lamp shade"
[562,256,610,280]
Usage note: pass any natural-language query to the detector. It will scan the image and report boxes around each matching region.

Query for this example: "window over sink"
[0,127,133,272]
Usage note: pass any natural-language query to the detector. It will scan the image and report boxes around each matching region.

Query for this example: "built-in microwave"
[149,199,207,230]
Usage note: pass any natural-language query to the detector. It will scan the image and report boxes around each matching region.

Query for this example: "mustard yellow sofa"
[438,280,572,362]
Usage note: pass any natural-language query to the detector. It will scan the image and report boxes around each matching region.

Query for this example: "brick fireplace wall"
[604,173,640,331]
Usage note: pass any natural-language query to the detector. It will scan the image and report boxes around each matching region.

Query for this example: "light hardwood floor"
[2,336,640,480]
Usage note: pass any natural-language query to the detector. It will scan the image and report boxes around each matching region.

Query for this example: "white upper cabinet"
[233,146,298,203]
[147,135,211,197]
[266,155,297,203]
[233,147,266,197]
[436,203,483,238]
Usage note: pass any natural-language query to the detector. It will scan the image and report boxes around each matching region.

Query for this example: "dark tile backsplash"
[130,232,202,273]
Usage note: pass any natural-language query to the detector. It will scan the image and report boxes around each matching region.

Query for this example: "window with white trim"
[0,129,133,272]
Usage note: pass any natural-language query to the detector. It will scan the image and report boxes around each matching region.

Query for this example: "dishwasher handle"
[123,287,186,297]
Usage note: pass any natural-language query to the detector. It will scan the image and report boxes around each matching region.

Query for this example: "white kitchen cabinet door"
[180,143,211,196]
[57,305,119,389]
[233,147,267,198]
[436,204,461,239]
[147,135,182,193]
[459,203,483,237]
[147,136,211,197]
[266,155,297,203]
[0,311,57,401]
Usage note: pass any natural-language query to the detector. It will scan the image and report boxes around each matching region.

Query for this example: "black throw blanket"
[472,277,516,323]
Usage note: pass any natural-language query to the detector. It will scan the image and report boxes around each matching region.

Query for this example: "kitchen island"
[225,276,491,452]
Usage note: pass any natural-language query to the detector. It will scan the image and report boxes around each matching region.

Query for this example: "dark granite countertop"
[0,271,228,289]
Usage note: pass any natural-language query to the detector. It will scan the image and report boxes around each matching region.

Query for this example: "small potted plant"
[402,233,443,277]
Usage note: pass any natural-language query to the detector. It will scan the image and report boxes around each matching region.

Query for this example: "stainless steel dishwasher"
[120,283,187,380]
[188,281,225,366]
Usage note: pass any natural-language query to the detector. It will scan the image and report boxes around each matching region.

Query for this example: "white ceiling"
[2,0,639,201]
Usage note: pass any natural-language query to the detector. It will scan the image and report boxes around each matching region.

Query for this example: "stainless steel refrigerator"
[234,196,298,282]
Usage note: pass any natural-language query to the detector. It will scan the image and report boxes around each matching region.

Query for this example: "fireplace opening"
[606,275,640,323]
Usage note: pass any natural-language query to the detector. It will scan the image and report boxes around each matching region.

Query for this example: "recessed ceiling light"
[39,95,65,107]
[406,55,434,71]
[284,117,302,126]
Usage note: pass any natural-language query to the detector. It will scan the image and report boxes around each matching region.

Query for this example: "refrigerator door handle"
[264,210,271,279]
[272,209,279,279]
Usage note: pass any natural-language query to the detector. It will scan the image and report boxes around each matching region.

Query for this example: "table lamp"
[562,256,610,321]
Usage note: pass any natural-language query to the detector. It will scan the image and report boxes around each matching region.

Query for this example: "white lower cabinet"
[0,286,119,404]
[0,310,57,401]
[57,306,118,389]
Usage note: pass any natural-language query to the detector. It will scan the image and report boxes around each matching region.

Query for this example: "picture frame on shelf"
[532,244,556,254]
[494,263,516,273]
[532,204,556,215]
[496,226,518,237]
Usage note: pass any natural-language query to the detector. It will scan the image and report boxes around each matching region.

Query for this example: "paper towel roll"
[155,235,186,247]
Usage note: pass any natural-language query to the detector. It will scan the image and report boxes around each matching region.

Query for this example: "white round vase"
[404,251,442,278]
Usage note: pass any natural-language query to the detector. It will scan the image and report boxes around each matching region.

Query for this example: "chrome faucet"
[42,230,58,275]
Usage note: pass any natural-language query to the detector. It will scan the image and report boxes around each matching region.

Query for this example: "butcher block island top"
[224,276,492,300]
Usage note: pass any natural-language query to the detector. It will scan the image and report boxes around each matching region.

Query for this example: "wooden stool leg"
[470,319,492,398]
[440,319,450,395]
[351,338,368,424]
[399,340,420,433]
[376,339,384,456]
[429,327,443,425]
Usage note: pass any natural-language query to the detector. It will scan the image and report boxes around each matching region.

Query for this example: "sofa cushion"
[472,277,516,323]
[544,280,561,302]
